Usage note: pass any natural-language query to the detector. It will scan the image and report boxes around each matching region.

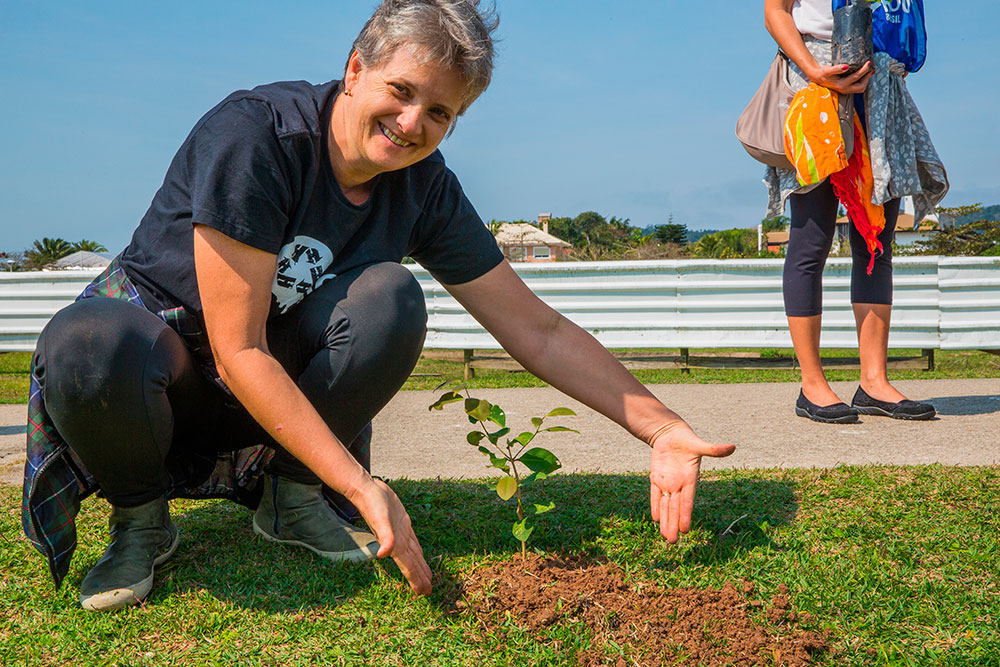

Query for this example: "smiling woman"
[23,0,735,616]
[24,0,503,613]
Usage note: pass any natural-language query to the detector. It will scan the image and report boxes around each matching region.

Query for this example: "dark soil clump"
[458,554,828,666]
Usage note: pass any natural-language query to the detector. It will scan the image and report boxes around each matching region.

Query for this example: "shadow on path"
[0,425,25,436]
[929,394,1000,416]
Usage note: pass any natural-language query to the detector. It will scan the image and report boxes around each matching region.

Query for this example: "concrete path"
[2,378,997,487]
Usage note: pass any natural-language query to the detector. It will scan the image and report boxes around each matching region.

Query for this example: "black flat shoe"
[795,390,859,424]
[851,386,937,420]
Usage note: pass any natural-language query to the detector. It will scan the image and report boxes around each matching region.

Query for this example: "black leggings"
[783,180,901,317]
[36,262,427,507]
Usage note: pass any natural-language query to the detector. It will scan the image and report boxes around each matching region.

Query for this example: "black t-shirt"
[121,79,503,318]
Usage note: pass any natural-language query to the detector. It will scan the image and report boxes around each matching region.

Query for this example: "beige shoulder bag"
[735,51,795,170]
[736,51,855,171]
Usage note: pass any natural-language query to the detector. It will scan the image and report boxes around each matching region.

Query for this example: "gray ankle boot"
[79,497,179,612]
[253,474,379,562]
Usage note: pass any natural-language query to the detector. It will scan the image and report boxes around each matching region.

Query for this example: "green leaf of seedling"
[542,426,579,434]
[519,447,561,474]
[433,379,467,392]
[512,431,535,447]
[478,447,509,473]
[512,518,534,543]
[487,427,510,445]
[428,391,464,411]
[467,431,486,446]
[533,501,555,515]
[530,417,544,429]
[489,404,506,428]
[496,476,518,501]
[465,398,493,422]
[522,471,548,486]
[545,407,576,417]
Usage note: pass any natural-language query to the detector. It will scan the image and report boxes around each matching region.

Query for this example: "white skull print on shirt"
[271,235,336,313]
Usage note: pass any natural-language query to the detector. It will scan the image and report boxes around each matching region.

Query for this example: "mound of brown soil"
[458,555,827,666]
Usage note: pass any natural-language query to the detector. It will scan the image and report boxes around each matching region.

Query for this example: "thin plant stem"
[506,437,528,558]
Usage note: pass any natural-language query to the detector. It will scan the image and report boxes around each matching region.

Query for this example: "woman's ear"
[344,50,364,93]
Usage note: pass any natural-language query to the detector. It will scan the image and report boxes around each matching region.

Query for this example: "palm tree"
[24,237,72,268]
[693,234,722,258]
[71,239,108,253]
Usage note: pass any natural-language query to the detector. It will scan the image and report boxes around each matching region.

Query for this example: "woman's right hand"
[354,478,432,595]
[193,225,432,594]
[807,60,874,94]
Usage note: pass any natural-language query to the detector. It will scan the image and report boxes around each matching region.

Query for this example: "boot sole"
[79,526,180,612]
[252,515,378,563]
[854,405,936,420]
[795,406,859,424]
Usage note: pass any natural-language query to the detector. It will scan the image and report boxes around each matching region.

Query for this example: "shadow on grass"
[144,501,382,613]
[928,394,1000,416]
[145,473,797,613]
[393,474,797,558]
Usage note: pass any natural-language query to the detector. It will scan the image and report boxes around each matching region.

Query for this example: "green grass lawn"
[400,348,1000,392]
[2,465,997,665]
[0,352,30,404]
[2,349,997,402]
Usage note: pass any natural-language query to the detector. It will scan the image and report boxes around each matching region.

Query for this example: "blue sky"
[1,1,997,253]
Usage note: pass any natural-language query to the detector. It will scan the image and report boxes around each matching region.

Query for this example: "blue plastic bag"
[832,0,926,72]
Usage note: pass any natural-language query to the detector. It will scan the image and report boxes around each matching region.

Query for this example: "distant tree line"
[492,211,788,261]
[4,205,996,272]
[491,202,999,261]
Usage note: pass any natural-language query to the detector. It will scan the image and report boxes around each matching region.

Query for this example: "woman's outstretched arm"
[444,261,736,543]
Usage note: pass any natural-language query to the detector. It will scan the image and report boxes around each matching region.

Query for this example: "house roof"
[836,213,935,232]
[49,250,114,269]
[493,223,571,247]
[765,231,790,245]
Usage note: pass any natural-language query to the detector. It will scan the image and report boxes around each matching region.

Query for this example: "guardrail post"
[463,349,475,380]
[923,349,935,371]
[680,348,690,374]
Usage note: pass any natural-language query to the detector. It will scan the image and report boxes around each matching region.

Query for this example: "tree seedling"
[429,382,577,558]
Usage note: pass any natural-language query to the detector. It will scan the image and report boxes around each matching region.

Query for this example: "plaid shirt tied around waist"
[20,255,372,588]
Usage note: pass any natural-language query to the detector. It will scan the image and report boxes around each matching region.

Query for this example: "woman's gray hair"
[349,0,499,115]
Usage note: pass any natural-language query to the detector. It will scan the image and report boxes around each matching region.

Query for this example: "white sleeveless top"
[791,0,834,40]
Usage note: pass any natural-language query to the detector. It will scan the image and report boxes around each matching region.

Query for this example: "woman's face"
[340,46,466,179]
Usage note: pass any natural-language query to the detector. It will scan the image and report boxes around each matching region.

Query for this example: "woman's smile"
[379,122,413,147]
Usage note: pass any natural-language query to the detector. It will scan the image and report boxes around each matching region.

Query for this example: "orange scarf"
[785,85,885,274]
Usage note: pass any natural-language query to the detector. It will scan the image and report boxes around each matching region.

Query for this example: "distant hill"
[638,225,714,244]
[953,204,1000,225]
[685,229,715,244]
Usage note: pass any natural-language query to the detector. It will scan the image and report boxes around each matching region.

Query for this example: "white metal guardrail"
[2,257,998,353]
[937,258,1000,350]
[0,270,103,352]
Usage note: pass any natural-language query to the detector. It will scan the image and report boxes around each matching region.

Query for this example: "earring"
[343,88,353,97]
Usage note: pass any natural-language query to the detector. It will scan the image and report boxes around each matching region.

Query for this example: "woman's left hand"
[649,423,736,543]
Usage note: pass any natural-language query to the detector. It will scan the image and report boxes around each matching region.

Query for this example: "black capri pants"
[783,179,901,317]
[36,262,427,507]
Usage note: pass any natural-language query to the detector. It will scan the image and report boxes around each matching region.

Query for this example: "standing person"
[23,0,735,612]
[762,0,947,423]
